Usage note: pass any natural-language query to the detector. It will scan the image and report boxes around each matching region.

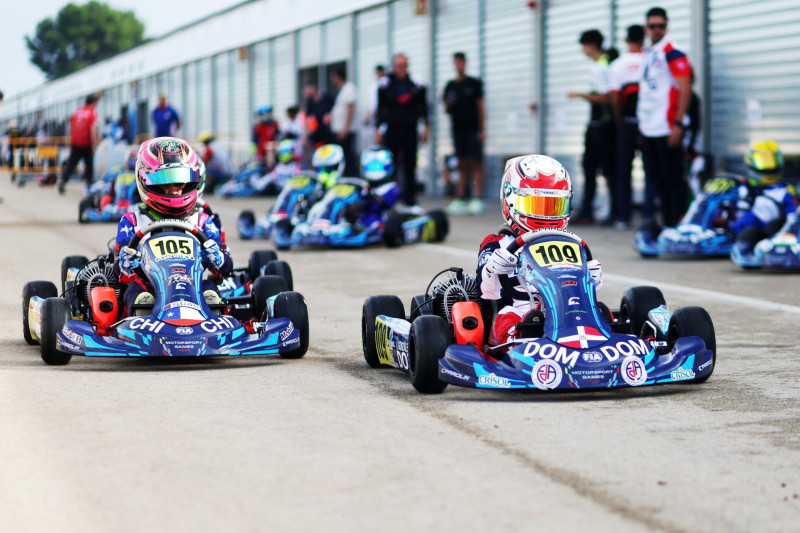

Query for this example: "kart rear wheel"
[22,281,58,345]
[251,275,288,321]
[362,295,405,368]
[409,294,434,321]
[265,260,294,291]
[668,306,716,383]
[40,297,72,365]
[597,301,613,325]
[78,197,93,223]
[384,213,405,248]
[61,255,89,295]
[238,210,256,240]
[427,209,449,242]
[409,315,449,394]
[249,250,279,281]
[272,291,309,359]
[274,219,293,251]
[620,286,666,337]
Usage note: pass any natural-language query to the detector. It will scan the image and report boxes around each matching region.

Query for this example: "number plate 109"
[531,241,582,267]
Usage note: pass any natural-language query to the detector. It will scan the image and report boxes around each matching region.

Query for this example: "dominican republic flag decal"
[556,326,608,349]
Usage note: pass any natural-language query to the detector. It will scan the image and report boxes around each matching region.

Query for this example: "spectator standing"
[443,52,486,216]
[330,69,358,176]
[568,29,616,225]
[198,131,235,193]
[637,6,692,227]
[152,93,181,138]
[608,24,645,230]
[58,93,100,194]
[363,64,385,129]
[252,105,280,167]
[376,53,431,214]
[302,83,334,158]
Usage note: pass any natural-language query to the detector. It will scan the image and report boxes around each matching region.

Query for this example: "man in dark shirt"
[302,83,334,155]
[443,52,486,216]
[376,53,430,214]
[152,93,181,138]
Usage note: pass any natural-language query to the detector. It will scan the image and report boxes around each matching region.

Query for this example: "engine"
[431,273,482,322]
[75,256,123,305]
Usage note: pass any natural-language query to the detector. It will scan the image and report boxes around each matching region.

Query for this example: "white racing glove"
[587,259,602,289]
[118,246,141,277]
[485,248,518,277]
[201,240,225,269]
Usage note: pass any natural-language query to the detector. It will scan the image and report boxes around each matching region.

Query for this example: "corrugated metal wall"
[252,41,271,111]
[196,58,213,135]
[214,53,231,138]
[709,0,800,164]
[298,26,322,69]
[325,16,352,64]
[183,63,197,137]
[272,34,297,124]
[354,5,389,154]
[232,48,250,152]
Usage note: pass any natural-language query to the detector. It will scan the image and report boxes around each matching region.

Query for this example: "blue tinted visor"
[142,166,200,186]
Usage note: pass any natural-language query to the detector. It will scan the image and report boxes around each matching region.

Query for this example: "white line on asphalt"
[414,243,800,315]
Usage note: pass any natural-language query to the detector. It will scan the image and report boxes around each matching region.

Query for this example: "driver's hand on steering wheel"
[119,246,141,277]
[485,249,518,276]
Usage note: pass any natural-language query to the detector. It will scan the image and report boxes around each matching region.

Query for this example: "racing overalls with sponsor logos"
[729,183,797,236]
[477,227,602,344]
[114,204,233,312]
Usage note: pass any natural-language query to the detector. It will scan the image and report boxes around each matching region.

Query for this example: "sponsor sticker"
[478,373,510,388]
[620,356,647,386]
[175,327,193,335]
[441,367,470,381]
[671,368,696,381]
[582,351,603,363]
[532,359,562,390]
[697,359,713,372]
[280,322,294,341]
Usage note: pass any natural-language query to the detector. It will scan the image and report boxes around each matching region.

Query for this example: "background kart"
[731,205,800,269]
[23,220,308,365]
[217,160,285,197]
[237,173,322,249]
[634,174,743,257]
[78,169,138,223]
[290,178,449,249]
[363,229,715,393]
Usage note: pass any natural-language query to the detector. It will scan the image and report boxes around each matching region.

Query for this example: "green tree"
[25,1,146,80]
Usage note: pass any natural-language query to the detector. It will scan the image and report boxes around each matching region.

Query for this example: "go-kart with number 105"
[363,229,715,393]
[23,220,309,365]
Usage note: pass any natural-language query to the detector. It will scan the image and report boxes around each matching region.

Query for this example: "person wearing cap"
[152,93,181,138]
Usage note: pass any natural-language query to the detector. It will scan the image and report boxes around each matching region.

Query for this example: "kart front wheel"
[409,315,448,394]
[427,209,449,242]
[61,255,89,295]
[40,298,72,365]
[620,286,666,337]
[265,260,294,291]
[668,306,716,382]
[249,249,279,281]
[384,213,405,248]
[273,291,309,359]
[238,210,256,240]
[251,275,288,321]
[22,281,58,345]
[362,295,405,368]
[78,197,93,224]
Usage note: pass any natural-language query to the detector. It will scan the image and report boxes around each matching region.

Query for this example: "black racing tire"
[409,294,434,322]
[78,197,93,224]
[22,281,58,345]
[361,295,405,369]
[249,249,279,281]
[61,255,90,295]
[272,291,309,359]
[668,306,716,383]
[620,286,666,338]
[409,315,449,394]
[264,260,294,291]
[274,219,293,251]
[427,209,449,242]
[597,301,613,325]
[40,297,72,365]
[384,213,405,248]
[737,226,767,250]
[251,275,289,321]
[238,210,256,240]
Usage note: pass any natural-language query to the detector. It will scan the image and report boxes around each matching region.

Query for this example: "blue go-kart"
[731,206,800,269]
[23,220,308,365]
[634,174,744,257]
[363,229,715,393]
[216,160,266,197]
[290,178,448,249]
[238,173,322,249]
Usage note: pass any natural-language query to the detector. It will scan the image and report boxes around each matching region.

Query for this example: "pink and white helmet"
[135,137,201,217]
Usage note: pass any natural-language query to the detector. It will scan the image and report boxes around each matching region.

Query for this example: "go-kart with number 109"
[23,220,308,365]
[363,229,716,393]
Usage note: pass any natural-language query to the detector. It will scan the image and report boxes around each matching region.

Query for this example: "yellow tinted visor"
[514,189,571,219]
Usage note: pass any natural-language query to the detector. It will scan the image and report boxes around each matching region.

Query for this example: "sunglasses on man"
[648,23,667,30]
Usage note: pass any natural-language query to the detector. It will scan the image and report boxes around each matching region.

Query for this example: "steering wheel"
[505,228,592,260]
[128,219,209,250]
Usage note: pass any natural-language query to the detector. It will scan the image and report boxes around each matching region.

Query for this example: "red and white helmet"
[501,154,572,232]
[135,137,202,217]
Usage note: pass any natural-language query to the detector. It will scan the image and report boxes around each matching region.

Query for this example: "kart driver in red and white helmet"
[477,154,603,345]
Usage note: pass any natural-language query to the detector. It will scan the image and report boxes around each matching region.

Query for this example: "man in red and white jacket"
[58,93,99,194]
[636,6,692,228]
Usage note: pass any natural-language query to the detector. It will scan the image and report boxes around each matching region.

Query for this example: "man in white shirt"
[636,6,692,227]
[608,24,645,229]
[330,69,357,176]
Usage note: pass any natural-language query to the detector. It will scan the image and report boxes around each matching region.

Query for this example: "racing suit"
[114,204,233,312]
[250,161,303,195]
[477,227,602,344]
[349,181,400,228]
[729,183,797,236]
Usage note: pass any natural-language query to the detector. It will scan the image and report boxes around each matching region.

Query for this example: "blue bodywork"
[216,161,266,197]
[634,175,741,257]
[731,207,800,269]
[56,230,301,358]
[377,232,713,391]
